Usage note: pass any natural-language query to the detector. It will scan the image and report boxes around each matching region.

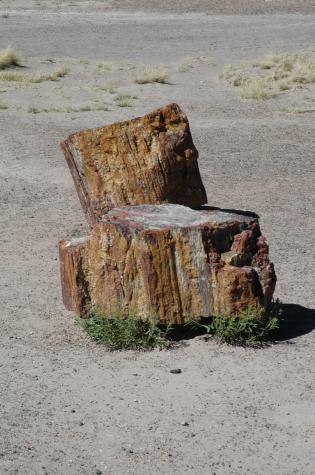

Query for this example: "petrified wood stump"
[61,103,207,225]
[59,204,276,324]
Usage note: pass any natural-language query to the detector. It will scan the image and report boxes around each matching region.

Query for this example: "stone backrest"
[61,103,207,225]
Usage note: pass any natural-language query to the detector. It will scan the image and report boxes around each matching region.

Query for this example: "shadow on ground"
[273,304,315,342]
[168,304,315,344]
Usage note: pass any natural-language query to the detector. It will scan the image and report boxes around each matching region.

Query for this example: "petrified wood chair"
[59,104,276,324]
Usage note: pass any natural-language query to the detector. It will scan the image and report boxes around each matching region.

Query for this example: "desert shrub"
[134,66,169,84]
[79,308,171,350]
[0,47,19,70]
[240,77,276,100]
[80,303,281,349]
[189,302,281,345]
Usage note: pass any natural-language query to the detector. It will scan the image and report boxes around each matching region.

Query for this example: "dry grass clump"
[94,61,135,74]
[114,92,131,107]
[220,64,247,86]
[0,67,69,83]
[0,47,19,70]
[134,66,169,84]
[221,51,315,100]
[114,98,131,107]
[178,57,193,72]
[304,95,315,103]
[39,67,69,82]
[280,106,315,114]
[113,91,137,107]
[240,78,276,100]
[95,62,113,72]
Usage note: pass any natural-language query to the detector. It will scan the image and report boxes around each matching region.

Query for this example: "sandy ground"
[0,2,315,475]
[1,0,315,14]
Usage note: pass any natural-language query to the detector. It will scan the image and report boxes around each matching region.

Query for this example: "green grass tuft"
[79,308,171,350]
[189,302,281,345]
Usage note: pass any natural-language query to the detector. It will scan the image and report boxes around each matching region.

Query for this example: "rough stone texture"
[59,236,90,316]
[59,204,276,323]
[60,103,207,225]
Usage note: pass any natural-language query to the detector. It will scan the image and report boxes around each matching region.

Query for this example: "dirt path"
[0,6,314,475]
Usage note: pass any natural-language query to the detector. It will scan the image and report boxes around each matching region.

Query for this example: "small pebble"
[79,421,84,426]
[170,368,182,374]
[181,421,189,426]
[71,409,76,413]
[96,469,102,475]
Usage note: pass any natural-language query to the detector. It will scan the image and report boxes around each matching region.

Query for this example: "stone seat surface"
[102,204,255,230]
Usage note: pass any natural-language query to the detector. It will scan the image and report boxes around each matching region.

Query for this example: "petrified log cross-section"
[60,205,276,323]
[59,104,276,323]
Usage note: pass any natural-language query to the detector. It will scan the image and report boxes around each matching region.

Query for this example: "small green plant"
[189,302,281,345]
[79,308,171,350]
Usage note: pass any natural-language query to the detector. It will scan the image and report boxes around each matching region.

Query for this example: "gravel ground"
[0,3,315,475]
[1,0,315,14]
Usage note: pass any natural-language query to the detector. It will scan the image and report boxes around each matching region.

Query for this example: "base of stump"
[59,204,276,324]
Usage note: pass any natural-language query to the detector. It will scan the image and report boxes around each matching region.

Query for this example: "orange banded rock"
[61,103,207,225]
[59,204,276,323]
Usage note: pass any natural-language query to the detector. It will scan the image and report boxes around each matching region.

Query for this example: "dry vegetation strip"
[26,103,109,114]
[0,66,69,83]
[221,51,315,100]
